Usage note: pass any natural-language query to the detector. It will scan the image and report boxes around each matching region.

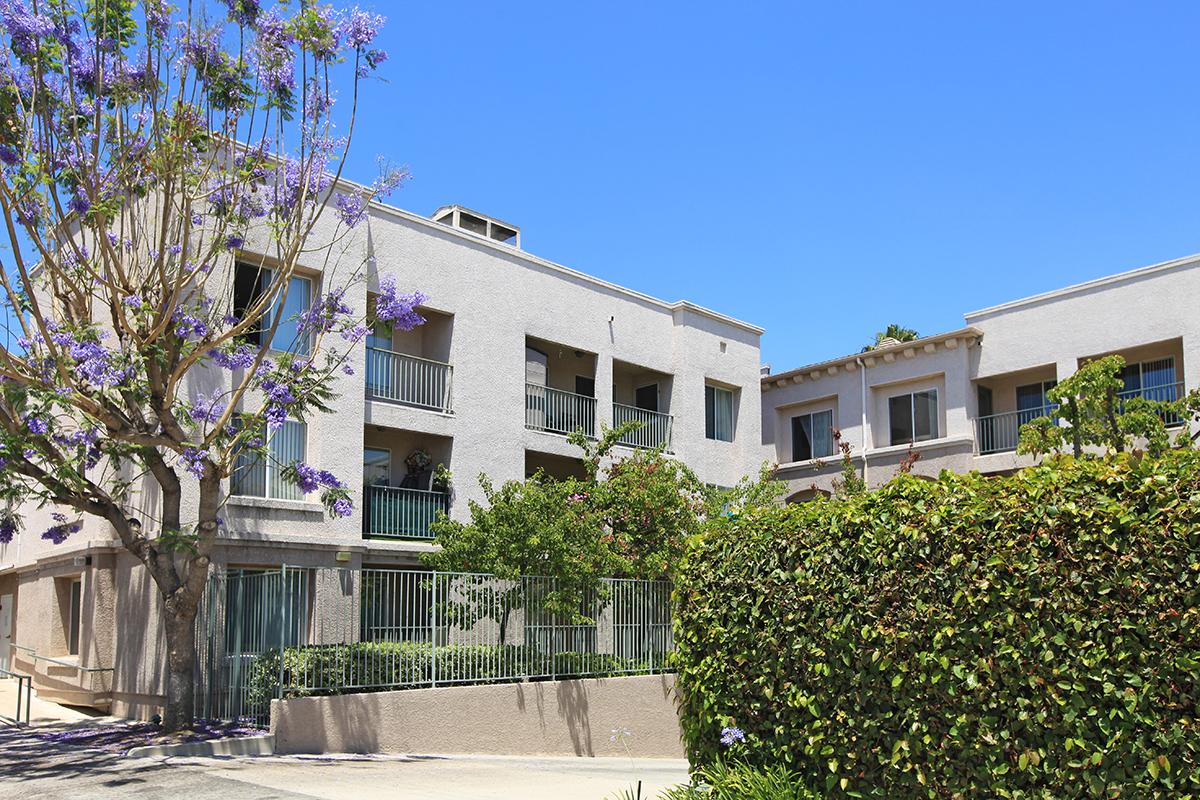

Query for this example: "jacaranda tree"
[0,0,421,729]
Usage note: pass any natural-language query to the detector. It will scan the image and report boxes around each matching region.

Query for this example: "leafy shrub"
[674,452,1200,798]
[610,763,823,799]
[245,641,651,707]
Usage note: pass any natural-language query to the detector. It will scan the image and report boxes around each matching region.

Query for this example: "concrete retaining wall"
[270,673,684,758]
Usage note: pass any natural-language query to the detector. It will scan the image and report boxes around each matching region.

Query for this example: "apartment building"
[0,202,765,714]
[762,254,1200,500]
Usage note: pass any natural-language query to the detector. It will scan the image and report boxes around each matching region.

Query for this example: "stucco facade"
[0,202,765,716]
[763,253,1200,500]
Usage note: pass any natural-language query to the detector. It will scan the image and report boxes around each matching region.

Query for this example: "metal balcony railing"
[363,486,449,539]
[525,383,597,437]
[1117,381,1185,425]
[612,403,674,451]
[975,405,1057,455]
[365,348,453,413]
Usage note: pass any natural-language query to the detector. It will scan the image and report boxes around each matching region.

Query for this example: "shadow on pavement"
[0,721,172,786]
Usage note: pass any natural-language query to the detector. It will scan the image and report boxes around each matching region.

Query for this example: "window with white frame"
[231,420,306,501]
[791,409,834,462]
[705,384,735,442]
[232,262,314,355]
[888,389,938,446]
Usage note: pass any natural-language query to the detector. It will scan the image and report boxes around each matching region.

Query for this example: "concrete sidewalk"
[0,676,101,726]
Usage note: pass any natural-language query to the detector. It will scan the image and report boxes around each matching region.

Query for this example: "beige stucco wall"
[270,673,684,759]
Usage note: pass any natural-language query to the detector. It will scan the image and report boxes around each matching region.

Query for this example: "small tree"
[425,421,783,624]
[0,1,412,729]
[1017,355,1189,458]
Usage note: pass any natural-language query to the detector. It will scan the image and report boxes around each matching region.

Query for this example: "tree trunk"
[161,595,199,730]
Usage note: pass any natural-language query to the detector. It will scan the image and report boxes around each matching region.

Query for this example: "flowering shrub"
[0,0,416,730]
[674,451,1200,797]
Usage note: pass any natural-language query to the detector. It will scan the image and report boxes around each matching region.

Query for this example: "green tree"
[425,421,783,618]
[865,323,919,350]
[1017,355,1186,458]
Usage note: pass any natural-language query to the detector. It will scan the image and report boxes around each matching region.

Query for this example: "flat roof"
[965,252,1200,320]
[359,191,764,335]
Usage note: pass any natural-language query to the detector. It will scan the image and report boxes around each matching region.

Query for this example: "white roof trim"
[763,327,981,386]
[965,253,1200,320]
[335,177,764,335]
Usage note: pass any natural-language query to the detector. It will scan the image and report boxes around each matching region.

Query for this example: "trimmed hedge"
[246,641,652,707]
[674,452,1200,798]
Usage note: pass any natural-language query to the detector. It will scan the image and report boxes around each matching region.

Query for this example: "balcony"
[525,383,596,437]
[613,403,674,451]
[366,347,453,413]
[976,406,1056,455]
[363,486,448,539]
[1118,381,1185,426]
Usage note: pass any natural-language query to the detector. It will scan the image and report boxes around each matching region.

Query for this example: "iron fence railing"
[612,403,674,451]
[195,567,673,726]
[975,405,1057,455]
[365,347,453,412]
[525,383,596,437]
[0,667,31,725]
[363,486,448,539]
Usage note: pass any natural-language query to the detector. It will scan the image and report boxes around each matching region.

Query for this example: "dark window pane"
[1142,357,1175,388]
[68,580,82,656]
[1016,383,1047,411]
[233,262,267,346]
[791,415,813,462]
[889,394,914,446]
[635,384,658,412]
[575,376,595,398]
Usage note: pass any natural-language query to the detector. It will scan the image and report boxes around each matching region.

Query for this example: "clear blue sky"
[345,2,1200,369]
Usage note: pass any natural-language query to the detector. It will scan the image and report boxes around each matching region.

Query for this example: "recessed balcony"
[524,336,596,438]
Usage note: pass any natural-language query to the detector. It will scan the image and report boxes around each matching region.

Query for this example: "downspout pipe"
[855,357,868,487]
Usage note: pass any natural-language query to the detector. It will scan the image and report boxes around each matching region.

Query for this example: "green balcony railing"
[366,348,453,413]
[363,486,448,539]
[613,403,673,451]
[525,383,596,437]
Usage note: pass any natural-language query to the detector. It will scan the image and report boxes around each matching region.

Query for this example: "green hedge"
[245,641,651,707]
[674,453,1200,798]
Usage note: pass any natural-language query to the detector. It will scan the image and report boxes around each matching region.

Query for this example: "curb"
[128,734,275,758]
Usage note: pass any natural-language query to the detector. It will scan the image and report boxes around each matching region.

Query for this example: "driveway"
[0,721,690,800]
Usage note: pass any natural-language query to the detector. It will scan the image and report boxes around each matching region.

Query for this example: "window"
[575,376,596,398]
[791,409,834,462]
[367,320,393,351]
[705,385,735,441]
[889,389,938,446]
[232,262,313,355]
[231,420,306,501]
[363,447,391,487]
[1016,380,1056,425]
[1122,357,1178,402]
[67,579,82,656]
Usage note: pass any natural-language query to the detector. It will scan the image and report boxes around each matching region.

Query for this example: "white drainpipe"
[856,357,868,487]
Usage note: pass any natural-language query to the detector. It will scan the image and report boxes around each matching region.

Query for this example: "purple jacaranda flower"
[358,48,388,77]
[317,470,343,489]
[375,278,426,331]
[294,462,320,493]
[180,447,209,479]
[25,415,49,435]
[719,726,745,746]
[297,288,353,334]
[342,364,354,376]
[208,344,256,370]
[0,514,17,544]
[225,234,244,251]
[332,498,353,517]
[0,0,56,57]
[189,392,227,424]
[0,144,18,165]
[219,0,261,26]
[42,512,82,544]
[334,192,367,228]
[340,7,384,48]
[123,294,143,308]
[173,308,209,340]
[264,403,287,431]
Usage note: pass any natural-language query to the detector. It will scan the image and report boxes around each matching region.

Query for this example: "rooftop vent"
[432,205,520,249]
